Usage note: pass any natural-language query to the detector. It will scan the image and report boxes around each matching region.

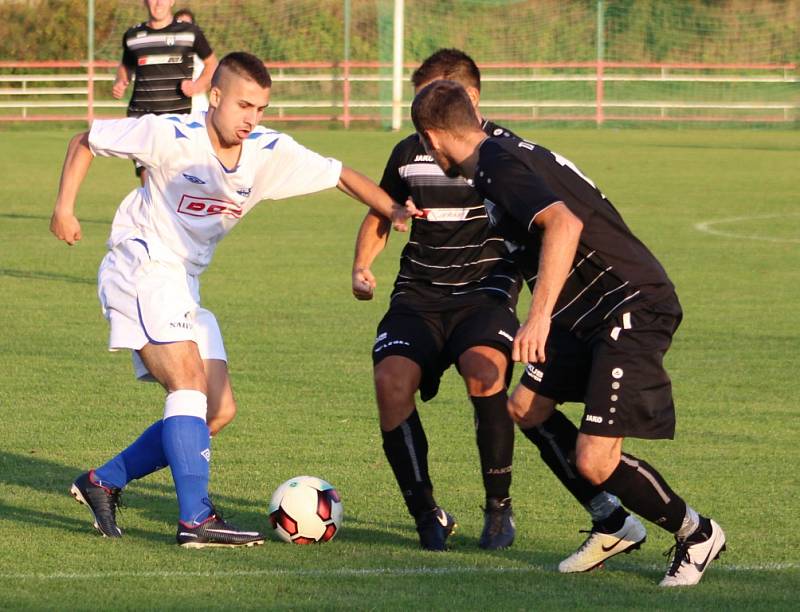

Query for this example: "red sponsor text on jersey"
[177,195,242,218]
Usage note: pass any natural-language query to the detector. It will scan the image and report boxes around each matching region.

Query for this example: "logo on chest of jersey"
[182,173,206,185]
[177,195,242,219]
[138,54,183,66]
[413,154,434,162]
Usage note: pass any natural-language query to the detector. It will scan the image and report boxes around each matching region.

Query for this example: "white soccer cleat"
[660,519,726,587]
[558,514,647,573]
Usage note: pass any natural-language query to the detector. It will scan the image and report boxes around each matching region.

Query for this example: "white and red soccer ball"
[268,476,343,544]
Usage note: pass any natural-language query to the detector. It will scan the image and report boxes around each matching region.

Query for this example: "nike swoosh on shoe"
[692,540,719,572]
[601,528,634,553]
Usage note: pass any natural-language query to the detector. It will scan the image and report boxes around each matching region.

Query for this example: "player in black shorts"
[112,0,217,183]
[410,79,726,586]
[353,50,632,556]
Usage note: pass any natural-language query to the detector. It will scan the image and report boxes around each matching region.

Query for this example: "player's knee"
[507,388,554,428]
[459,349,506,396]
[574,447,612,485]
[506,393,531,426]
[373,362,416,405]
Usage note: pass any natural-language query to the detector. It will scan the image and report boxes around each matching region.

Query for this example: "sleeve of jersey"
[478,147,560,234]
[253,135,343,201]
[193,27,213,60]
[121,32,135,70]
[88,115,168,168]
[378,143,409,203]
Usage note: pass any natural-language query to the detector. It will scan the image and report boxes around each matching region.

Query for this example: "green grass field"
[0,126,798,610]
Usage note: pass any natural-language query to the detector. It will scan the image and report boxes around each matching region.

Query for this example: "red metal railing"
[0,60,796,125]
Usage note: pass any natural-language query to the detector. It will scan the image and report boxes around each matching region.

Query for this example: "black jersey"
[380,120,522,307]
[474,136,675,335]
[121,20,213,116]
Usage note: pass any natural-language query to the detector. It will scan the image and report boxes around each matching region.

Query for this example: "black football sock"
[471,391,514,502]
[600,453,687,533]
[521,409,611,507]
[381,409,436,519]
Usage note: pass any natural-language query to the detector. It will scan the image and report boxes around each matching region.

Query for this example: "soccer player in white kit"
[50,52,407,547]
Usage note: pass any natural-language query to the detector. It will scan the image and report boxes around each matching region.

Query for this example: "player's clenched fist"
[50,210,82,245]
[352,267,376,300]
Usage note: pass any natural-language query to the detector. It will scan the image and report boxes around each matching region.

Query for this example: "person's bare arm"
[352,210,391,300]
[112,63,132,99]
[514,202,583,364]
[182,53,218,97]
[49,132,94,245]
[337,165,410,231]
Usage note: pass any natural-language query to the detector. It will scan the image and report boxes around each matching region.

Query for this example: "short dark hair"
[174,8,195,23]
[411,80,481,135]
[411,48,481,91]
[212,52,272,88]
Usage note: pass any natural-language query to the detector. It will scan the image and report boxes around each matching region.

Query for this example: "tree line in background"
[0,0,797,64]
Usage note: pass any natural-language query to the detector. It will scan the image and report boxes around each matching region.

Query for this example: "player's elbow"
[561,204,583,233]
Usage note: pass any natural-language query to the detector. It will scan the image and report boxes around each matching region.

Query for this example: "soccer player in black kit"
[112,0,218,183]
[409,79,726,586]
[353,50,641,559]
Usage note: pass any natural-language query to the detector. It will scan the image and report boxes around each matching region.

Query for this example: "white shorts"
[98,238,226,380]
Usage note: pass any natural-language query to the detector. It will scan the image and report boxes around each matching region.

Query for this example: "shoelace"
[663,538,692,576]
[572,528,598,553]
[201,497,242,530]
[106,489,124,519]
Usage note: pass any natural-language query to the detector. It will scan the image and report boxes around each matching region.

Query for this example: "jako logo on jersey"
[182,173,206,185]
[236,187,252,197]
[585,414,604,424]
[177,195,242,218]
[413,154,434,162]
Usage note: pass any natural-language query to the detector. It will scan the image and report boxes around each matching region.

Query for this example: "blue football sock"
[162,415,212,525]
[94,420,167,489]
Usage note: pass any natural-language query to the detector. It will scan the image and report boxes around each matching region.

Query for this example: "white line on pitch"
[0,563,798,581]
[694,212,800,243]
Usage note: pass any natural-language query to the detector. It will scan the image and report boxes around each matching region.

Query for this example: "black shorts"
[520,297,683,440]
[373,296,519,401]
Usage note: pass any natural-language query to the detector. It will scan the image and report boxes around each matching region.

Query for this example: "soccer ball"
[268,475,343,544]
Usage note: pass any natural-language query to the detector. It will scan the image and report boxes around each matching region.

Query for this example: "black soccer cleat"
[478,497,515,550]
[415,506,457,551]
[176,506,265,549]
[70,470,123,538]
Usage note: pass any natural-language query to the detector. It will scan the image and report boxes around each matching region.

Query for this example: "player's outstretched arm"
[514,202,583,364]
[50,131,94,245]
[337,166,412,232]
[352,210,391,300]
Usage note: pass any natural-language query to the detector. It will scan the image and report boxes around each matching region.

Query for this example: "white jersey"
[89,112,342,275]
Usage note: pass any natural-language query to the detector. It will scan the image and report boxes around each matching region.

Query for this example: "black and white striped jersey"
[379,120,522,306]
[474,136,675,335]
[121,20,213,116]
